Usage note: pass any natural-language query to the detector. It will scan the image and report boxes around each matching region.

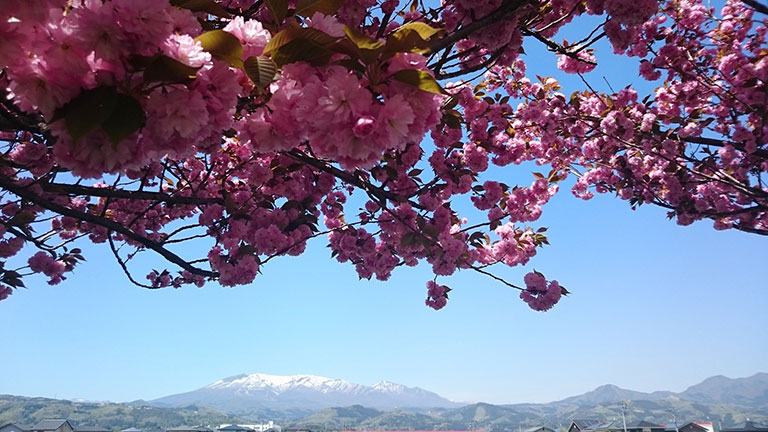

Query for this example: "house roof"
[219,427,250,431]
[678,423,710,432]
[1,424,29,431]
[74,427,109,432]
[524,427,554,432]
[722,422,768,432]
[121,429,142,432]
[631,422,664,428]
[573,421,605,431]
[32,420,71,431]
[167,428,213,432]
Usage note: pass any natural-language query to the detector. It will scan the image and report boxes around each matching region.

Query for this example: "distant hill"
[681,373,768,405]
[555,385,676,405]
[0,394,242,432]
[149,373,460,411]
[551,373,768,407]
[2,373,768,432]
[146,372,768,415]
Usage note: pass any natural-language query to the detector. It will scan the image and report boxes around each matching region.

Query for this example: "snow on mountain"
[149,373,460,412]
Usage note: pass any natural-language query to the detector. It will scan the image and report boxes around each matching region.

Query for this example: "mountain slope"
[681,373,768,405]
[553,374,768,407]
[0,394,242,432]
[556,384,676,405]
[150,373,459,411]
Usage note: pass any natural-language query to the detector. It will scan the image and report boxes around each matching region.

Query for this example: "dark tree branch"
[284,149,426,210]
[742,0,768,15]
[0,175,218,278]
[428,0,531,54]
[40,181,226,206]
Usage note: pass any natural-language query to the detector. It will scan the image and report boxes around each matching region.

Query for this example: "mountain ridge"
[2,373,768,432]
[149,372,461,411]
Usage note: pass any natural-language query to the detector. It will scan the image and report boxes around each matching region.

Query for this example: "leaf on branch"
[441,108,463,129]
[400,232,422,247]
[264,0,289,23]
[170,0,232,17]
[343,26,385,51]
[101,93,145,145]
[392,69,446,95]
[59,87,147,145]
[295,0,345,16]
[338,26,384,64]
[264,23,300,55]
[272,37,335,66]
[334,58,366,73]
[244,56,278,88]
[385,22,443,54]
[195,30,244,68]
[143,54,201,84]
[6,212,35,227]
[61,86,119,142]
[1,270,25,288]
[266,26,339,66]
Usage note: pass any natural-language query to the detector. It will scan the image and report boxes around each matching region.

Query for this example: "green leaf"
[442,114,461,129]
[385,22,442,54]
[243,56,278,88]
[334,58,366,73]
[269,28,339,67]
[272,38,334,66]
[394,22,442,41]
[392,69,446,95]
[263,21,303,55]
[143,54,201,83]
[295,0,345,16]
[195,30,243,68]
[343,26,385,50]
[6,212,35,227]
[2,270,25,288]
[63,86,119,142]
[171,0,231,17]
[264,0,289,23]
[101,94,145,145]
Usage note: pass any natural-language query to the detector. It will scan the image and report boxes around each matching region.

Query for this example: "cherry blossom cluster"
[520,271,562,312]
[1,0,765,312]
[238,56,442,169]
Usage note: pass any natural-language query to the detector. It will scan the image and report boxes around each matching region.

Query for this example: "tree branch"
[428,0,531,54]
[40,182,225,206]
[742,0,768,15]
[0,175,218,279]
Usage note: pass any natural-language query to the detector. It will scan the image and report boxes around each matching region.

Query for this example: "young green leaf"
[143,54,201,84]
[343,26,385,51]
[392,69,446,95]
[101,94,145,145]
[244,56,278,88]
[394,22,442,41]
[295,0,345,16]
[63,86,119,142]
[269,28,338,66]
[385,22,443,54]
[263,21,303,55]
[264,0,289,23]
[194,30,244,68]
[170,0,231,17]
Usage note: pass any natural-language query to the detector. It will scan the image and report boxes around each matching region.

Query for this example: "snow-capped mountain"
[149,373,460,411]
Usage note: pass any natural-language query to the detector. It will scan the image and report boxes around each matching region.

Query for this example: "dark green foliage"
[0,395,243,432]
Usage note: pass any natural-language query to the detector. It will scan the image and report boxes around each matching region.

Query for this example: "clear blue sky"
[1,10,767,407]
[1,185,766,405]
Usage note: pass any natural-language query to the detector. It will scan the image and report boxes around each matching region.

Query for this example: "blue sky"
[1,6,767,408]
[1,182,766,405]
